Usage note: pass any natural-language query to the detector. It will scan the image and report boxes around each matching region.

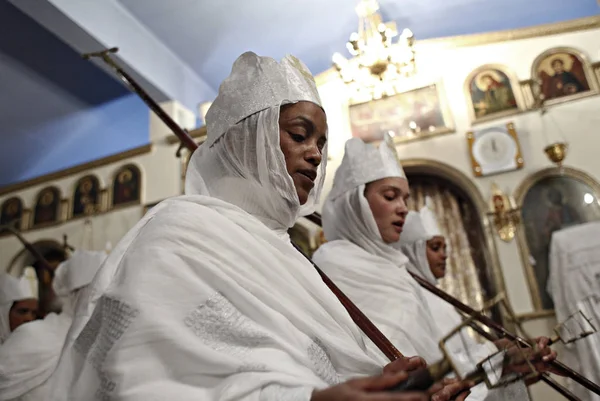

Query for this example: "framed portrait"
[519,174,600,310]
[32,186,61,228]
[0,197,23,226]
[111,164,142,208]
[348,83,454,144]
[72,174,101,218]
[465,65,524,123]
[531,47,599,106]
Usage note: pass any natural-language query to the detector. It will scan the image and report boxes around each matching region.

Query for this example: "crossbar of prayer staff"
[466,321,581,401]
[408,272,600,396]
[84,48,595,397]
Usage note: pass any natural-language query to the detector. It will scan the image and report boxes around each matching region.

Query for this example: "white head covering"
[420,197,442,237]
[52,250,106,297]
[398,198,444,284]
[398,211,437,284]
[52,250,107,316]
[185,52,327,233]
[322,134,407,263]
[0,273,38,343]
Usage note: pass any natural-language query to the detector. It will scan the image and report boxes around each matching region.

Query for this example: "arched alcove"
[514,167,600,312]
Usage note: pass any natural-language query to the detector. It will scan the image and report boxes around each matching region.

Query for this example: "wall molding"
[0,144,153,197]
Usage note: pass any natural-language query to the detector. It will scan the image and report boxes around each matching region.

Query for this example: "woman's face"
[426,235,448,279]
[9,298,38,332]
[364,177,410,243]
[279,101,328,205]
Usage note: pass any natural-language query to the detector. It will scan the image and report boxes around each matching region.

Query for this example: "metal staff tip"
[82,47,119,60]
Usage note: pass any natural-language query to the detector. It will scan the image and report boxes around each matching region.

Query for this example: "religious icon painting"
[111,164,142,208]
[532,47,599,106]
[519,174,600,310]
[72,174,101,218]
[465,65,524,124]
[348,83,454,144]
[0,197,23,226]
[32,186,61,227]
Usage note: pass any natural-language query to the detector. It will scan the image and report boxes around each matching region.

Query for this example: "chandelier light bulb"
[332,52,348,69]
[332,0,416,100]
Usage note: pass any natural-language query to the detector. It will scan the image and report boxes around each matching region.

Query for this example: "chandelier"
[332,0,416,100]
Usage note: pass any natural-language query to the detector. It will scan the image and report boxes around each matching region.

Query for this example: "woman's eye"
[384,193,395,201]
[290,133,305,142]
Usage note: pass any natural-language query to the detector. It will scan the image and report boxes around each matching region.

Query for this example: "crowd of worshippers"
[0,52,562,401]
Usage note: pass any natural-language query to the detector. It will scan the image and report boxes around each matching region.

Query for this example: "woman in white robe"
[0,250,107,401]
[0,273,38,345]
[313,136,557,400]
[399,205,529,401]
[48,52,432,401]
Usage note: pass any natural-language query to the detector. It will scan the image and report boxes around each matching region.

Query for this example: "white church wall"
[0,100,192,272]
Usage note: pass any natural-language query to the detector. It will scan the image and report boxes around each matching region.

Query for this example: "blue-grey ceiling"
[117,0,600,91]
[0,2,149,188]
[1,0,598,188]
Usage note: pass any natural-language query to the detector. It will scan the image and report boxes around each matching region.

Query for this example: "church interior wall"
[0,100,194,272]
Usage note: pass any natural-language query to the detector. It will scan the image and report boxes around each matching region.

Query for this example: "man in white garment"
[399,203,531,400]
[312,135,557,400]
[548,221,600,401]
[0,250,107,401]
[48,52,434,401]
[0,272,38,345]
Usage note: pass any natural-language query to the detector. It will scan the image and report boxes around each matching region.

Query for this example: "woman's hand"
[383,356,427,375]
[311,372,428,401]
[504,336,559,376]
[429,378,474,401]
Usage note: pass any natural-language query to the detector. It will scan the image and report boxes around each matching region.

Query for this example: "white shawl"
[0,273,37,345]
[49,53,385,401]
[314,189,442,364]
[0,251,106,401]
[398,212,529,401]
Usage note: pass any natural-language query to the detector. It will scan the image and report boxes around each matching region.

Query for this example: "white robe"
[548,221,600,401]
[48,196,386,400]
[0,312,72,401]
[313,239,434,361]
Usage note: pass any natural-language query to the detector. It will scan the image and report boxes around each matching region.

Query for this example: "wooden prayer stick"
[82,48,198,153]
[0,222,55,275]
[410,272,600,396]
